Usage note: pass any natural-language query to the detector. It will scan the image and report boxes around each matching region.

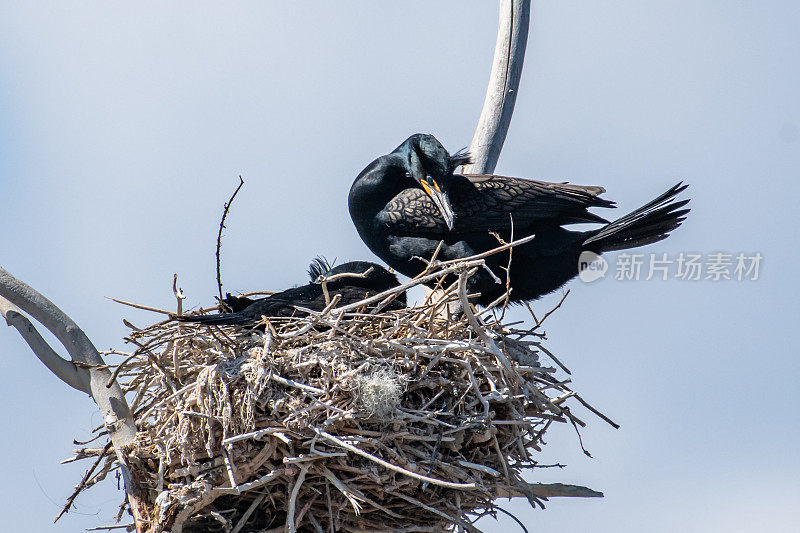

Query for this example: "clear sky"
[0,2,798,531]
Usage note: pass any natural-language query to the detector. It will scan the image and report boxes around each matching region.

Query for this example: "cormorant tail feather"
[583,182,690,252]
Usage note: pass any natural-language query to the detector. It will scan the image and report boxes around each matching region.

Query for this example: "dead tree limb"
[464,0,531,175]
[0,295,90,393]
[0,267,149,529]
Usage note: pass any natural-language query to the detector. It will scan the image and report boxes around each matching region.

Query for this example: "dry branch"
[464,0,531,175]
[216,176,245,302]
[0,266,148,529]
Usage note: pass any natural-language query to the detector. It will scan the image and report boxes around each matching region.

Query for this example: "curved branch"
[464,0,531,175]
[0,267,136,446]
[0,266,148,528]
[1,298,90,393]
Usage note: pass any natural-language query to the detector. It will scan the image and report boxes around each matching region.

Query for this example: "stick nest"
[74,260,610,532]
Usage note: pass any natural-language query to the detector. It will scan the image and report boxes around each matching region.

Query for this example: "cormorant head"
[399,133,459,230]
[308,256,336,282]
[311,260,407,307]
[314,260,398,288]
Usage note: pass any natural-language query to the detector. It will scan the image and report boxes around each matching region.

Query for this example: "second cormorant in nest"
[348,134,690,306]
[178,259,405,327]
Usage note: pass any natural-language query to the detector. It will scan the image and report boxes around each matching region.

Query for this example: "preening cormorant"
[178,259,406,327]
[348,133,690,306]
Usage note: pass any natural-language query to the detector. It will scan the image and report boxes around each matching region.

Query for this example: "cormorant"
[178,259,406,327]
[348,133,690,306]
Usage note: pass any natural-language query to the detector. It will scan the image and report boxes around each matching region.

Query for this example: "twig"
[458,461,500,477]
[534,342,572,376]
[533,290,570,329]
[438,233,536,268]
[269,372,326,396]
[107,297,174,316]
[332,235,536,316]
[286,465,309,532]
[494,507,529,533]
[386,492,482,533]
[312,427,476,490]
[573,394,620,429]
[216,176,245,302]
[215,467,289,496]
[457,269,516,379]
[231,493,265,533]
[55,442,112,523]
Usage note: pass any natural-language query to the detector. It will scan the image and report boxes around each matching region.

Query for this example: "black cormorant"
[178,259,405,327]
[348,133,690,306]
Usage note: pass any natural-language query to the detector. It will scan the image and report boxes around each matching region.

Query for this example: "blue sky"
[0,2,798,531]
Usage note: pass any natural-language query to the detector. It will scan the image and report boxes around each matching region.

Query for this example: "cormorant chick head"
[399,133,459,230]
[312,260,407,308]
[312,260,398,291]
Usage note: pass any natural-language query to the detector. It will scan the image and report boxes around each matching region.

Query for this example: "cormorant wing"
[451,174,616,229]
[380,175,616,236]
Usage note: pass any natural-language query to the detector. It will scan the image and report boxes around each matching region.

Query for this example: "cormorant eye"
[426,176,434,185]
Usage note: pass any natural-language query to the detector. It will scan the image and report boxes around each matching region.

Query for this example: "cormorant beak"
[420,176,455,230]
[407,147,455,230]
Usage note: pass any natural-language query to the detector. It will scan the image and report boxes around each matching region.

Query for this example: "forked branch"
[0,267,147,529]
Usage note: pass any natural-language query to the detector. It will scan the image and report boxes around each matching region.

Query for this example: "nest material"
[73,261,611,532]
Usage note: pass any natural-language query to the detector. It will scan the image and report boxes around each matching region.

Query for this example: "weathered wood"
[497,482,604,499]
[464,0,531,175]
[0,267,137,444]
[1,296,90,393]
[0,267,147,529]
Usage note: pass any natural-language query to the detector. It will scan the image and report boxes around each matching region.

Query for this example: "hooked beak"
[420,177,455,230]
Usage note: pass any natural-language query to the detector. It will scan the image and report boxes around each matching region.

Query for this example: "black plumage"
[348,133,690,306]
[178,260,405,327]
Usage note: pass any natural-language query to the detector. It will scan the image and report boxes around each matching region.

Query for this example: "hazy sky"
[1,2,798,532]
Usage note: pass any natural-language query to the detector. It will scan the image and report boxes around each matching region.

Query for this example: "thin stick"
[312,427,475,490]
[286,465,309,532]
[269,373,326,396]
[231,494,265,533]
[386,491,481,533]
[438,233,536,268]
[216,176,245,301]
[107,297,173,316]
[534,290,570,329]
[215,467,289,496]
[457,269,516,378]
[55,442,112,522]
[331,235,536,316]
[573,394,620,429]
[105,351,143,388]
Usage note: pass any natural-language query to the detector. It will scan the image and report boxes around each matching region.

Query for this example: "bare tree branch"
[0,267,149,529]
[0,267,137,445]
[464,0,531,174]
[216,176,245,302]
[1,295,90,393]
